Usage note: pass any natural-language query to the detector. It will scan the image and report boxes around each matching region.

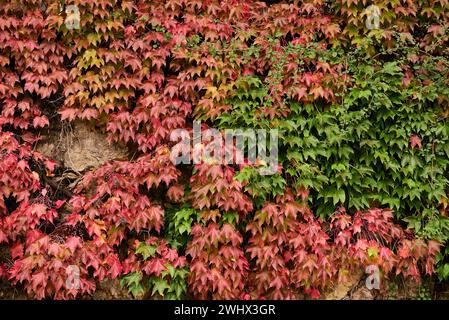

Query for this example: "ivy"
[2,0,449,299]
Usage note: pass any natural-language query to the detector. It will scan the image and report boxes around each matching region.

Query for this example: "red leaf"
[65,237,82,253]
[31,272,47,292]
[410,134,422,149]
[59,108,79,121]
[54,200,66,209]
[106,255,123,279]
[33,116,49,128]
[143,258,166,276]
[11,242,24,259]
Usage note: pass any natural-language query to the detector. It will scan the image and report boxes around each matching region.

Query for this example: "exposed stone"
[37,121,128,172]
[350,287,374,300]
[324,270,364,300]
[90,279,133,300]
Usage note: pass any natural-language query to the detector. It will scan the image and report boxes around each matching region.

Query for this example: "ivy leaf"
[151,278,171,297]
[135,243,157,260]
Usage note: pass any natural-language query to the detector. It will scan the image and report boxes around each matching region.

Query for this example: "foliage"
[1,0,449,299]
[121,237,188,299]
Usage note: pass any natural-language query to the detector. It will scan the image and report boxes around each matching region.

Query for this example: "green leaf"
[135,243,157,260]
[151,278,171,297]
